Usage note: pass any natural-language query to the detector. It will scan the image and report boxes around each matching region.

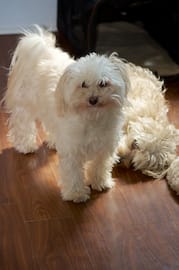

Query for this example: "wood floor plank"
[0,111,15,203]
[27,219,93,270]
[108,221,179,270]
[26,202,179,270]
[8,146,75,222]
[0,111,72,221]
[0,204,39,270]
[115,170,179,225]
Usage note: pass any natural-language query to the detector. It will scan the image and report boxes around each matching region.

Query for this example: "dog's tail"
[3,25,57,110]
[166,156,179,195]
[10,25,56,70]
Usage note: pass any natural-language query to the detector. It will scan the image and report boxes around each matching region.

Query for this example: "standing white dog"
[5,26,179,202]
[5,26,129,202]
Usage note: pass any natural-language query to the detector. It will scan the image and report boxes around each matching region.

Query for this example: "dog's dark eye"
[81,81,88,88]
[99,81,108,88]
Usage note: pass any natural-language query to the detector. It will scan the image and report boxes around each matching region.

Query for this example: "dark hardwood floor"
[0,35,179,270]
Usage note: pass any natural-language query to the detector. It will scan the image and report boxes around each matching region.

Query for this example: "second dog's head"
[55,53,130,116]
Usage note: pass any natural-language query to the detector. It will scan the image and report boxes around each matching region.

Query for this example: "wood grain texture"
[0,36,179,270]
[0,204,39,270]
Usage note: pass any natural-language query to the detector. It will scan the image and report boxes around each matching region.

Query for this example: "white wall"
[0,0,57,34]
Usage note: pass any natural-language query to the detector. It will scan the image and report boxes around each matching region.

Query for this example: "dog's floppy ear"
[55,68,73,117]
[55,75,67,116]
[109,53,131,94]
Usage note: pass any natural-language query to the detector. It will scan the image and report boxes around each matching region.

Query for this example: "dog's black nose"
[89,96,98,106]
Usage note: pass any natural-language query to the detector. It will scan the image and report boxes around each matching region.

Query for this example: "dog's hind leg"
[7,108,38,154]
[41,124,56,150]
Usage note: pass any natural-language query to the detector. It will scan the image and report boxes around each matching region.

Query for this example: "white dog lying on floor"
[4,26,179,202]
[118,62,179,193]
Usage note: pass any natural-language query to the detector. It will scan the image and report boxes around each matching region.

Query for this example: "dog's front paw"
[91,177,115,191]
[61,185,91,203]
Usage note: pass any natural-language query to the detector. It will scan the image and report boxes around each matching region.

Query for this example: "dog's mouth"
[87,102,106,108]
[73,102,108,114]
[87,95,121,109]
[73,96,121,113]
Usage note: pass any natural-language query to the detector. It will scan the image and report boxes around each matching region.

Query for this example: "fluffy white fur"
[118,62,179,194]
[5,26,129,202]
[4,26,179,202]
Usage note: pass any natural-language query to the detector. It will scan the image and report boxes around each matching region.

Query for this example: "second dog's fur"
[118,62,179,193]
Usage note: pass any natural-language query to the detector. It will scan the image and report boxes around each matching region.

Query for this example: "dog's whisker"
[111,94,121,98]
[111,94,122,101]
[112,98,121,104]
[111,95,122,105]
